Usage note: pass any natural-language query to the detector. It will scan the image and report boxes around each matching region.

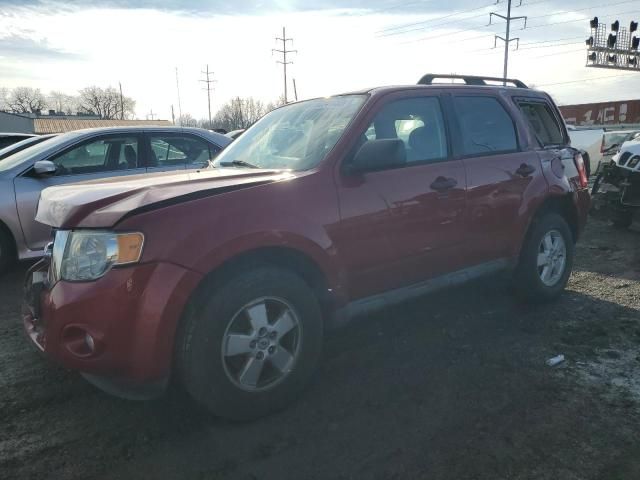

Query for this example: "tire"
[514,213,574,303]
[611,211,633,229]
[177,266,323,420]
[0,229,15,274]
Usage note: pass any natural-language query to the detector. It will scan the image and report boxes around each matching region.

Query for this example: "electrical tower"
[489,0,527,83]
[200,65,217,126]
[272,27,297,103]
[586,17,639,71]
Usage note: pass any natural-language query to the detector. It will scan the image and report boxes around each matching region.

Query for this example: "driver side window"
[51,136,139,176]
[359,97,448,166]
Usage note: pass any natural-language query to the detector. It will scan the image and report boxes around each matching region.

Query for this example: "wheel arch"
[523,194,580,249]
[182,245,336,328]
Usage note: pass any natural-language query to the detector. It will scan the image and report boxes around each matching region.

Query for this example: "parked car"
[591,137,640,228]
[0,134,57,162]
[0,133,36,149]
[226,129,246,140]
[566,126,604,176]
[0,126,230,271]
[23,74,590,420]
[600,129,640,164]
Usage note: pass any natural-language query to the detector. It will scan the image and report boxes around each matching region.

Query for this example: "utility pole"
[272,27,297,103]
[171,105,175,125]
[200,65,216,126]
[118,82,125,120]
[489,0,527,84]
[147,109,156,120]
[175,67,183,126]
[293,78,298,101]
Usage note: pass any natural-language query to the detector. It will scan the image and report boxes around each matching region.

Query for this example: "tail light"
[574,151,588,188]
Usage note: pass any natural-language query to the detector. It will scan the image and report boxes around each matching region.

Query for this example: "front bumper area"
[23,260,203,386]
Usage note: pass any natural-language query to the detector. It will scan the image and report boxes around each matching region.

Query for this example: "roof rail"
[417,74,528,89]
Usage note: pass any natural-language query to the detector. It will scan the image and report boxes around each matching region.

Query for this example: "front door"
[334,94,468,300]
[14,134,145,251]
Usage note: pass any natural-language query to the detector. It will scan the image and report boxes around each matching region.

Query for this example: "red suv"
[23,75,590,419]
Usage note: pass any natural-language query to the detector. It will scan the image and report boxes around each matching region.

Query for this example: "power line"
[272,26,297,104]
[525,8,640,30]
[378,10,489,37]
[200,65,216,126]
[402,7,640,46]
[376,1,495,34]
[536,72,637,87]
[525,0,637,21]
[355,0,430,16]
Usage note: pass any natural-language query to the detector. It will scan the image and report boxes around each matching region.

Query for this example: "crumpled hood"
[36,168,294,229]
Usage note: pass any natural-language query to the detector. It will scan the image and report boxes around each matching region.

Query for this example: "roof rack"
[417,74,528,89]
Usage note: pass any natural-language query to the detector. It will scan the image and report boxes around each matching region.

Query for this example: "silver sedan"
[0,126,230,272]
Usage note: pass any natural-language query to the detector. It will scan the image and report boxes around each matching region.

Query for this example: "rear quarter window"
[517,100,566,147]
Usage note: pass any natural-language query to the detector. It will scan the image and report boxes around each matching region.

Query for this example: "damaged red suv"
[24,75,590,419]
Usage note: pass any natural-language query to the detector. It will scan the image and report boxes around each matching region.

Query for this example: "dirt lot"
[1,218,639,480]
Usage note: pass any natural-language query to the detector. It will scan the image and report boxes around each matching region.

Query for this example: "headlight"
[51,230,144,282]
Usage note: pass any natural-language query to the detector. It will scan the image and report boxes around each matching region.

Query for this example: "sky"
[0,0,639,120]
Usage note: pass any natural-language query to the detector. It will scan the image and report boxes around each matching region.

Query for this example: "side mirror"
[349,139,406,174]
[33,160,57,176]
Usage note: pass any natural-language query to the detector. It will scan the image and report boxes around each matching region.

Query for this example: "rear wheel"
[177,266,323,420]
[514,213,574,303]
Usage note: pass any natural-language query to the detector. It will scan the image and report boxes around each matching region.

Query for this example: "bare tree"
[212,97,274,132]
[177,113,198,127]
[8,87,46,113]
[78,86,135,119]
[48,91,78,114]
[0,87,9,111]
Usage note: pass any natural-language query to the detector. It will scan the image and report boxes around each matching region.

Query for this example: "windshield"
[212,95,366,171]
[0,133,73,172]
[603,132,633,152]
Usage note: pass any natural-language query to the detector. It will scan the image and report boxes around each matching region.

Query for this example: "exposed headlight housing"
[50,230,144,282]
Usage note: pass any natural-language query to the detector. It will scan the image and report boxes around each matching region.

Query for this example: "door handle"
[430,176,458,191]
[516,163,535,177]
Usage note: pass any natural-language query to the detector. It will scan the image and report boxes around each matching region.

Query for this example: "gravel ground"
[1,218,639,480]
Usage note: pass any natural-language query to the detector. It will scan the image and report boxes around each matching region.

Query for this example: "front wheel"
[514,213,574,303]
[177,267,323,420]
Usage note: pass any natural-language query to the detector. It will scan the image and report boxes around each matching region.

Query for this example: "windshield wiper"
[218,160,261,169]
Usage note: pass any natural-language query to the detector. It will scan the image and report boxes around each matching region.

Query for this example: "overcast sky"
[1,0,639,120]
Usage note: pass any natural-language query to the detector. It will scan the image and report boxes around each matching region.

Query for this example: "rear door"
[14,133,145,250]
[450,94,542,263]
[334,93,468,298]
[144,132,220,173]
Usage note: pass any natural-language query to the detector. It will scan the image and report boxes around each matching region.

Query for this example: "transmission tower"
[489,0,527,83]
[272,27,297,103]
[200,65,217,126]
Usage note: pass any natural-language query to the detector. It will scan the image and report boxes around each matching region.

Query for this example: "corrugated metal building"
[0,111,171,134]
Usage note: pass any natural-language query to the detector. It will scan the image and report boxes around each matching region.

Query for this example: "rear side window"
[518,101,565,147]
[453,96,518,156]
[149,135,214,168]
